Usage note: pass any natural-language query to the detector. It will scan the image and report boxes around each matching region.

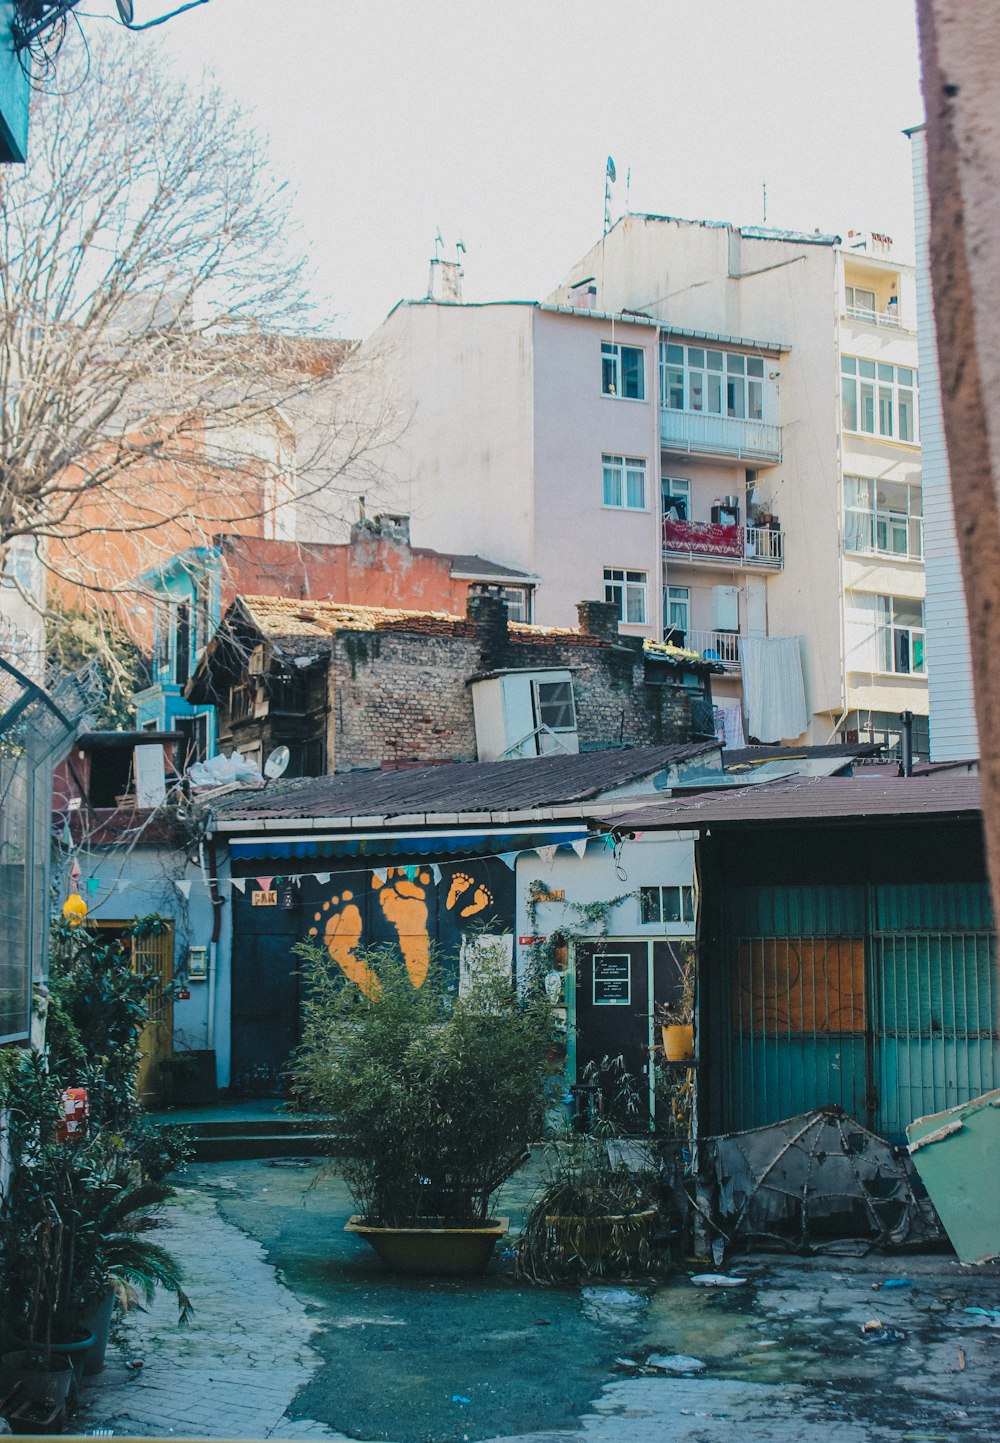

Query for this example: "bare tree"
[0,32,396,620]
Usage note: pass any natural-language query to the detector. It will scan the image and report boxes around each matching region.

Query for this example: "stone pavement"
[77,1186,358,1441]
[77,1160,1000,1442]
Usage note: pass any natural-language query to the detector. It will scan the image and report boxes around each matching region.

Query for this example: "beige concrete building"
[343,221,928,750]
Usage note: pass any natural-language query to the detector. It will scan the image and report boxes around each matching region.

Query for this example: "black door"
[575,941,651,1127]
[230,890,305,1094]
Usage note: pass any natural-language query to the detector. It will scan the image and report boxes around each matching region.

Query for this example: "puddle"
[581,1287,650,1326]
[640,1280,871,1386]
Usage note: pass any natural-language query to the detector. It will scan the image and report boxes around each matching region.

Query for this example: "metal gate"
[132,925,175,1106]
[714,883,999,1142]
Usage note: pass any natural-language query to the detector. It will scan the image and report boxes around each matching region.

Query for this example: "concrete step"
[157,1114,331,1162]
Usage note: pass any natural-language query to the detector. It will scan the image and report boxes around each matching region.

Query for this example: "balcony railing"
[663,518,784,568]
[844,302,908,331]
[660,407,782,464]
[685,628,743,672]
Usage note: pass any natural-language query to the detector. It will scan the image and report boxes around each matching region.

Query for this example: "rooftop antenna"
[604,156,616,235]
[434,230,444,262]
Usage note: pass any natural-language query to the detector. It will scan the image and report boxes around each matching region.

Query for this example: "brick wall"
[327,602,700,770]
[330,630,480,769]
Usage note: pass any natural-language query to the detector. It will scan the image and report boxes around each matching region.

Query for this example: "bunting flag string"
[73,834,611,898]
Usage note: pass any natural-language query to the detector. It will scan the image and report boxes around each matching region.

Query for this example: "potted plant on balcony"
[291,940,554,1275]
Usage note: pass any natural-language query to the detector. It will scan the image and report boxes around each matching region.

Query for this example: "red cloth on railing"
[663,518,742,557]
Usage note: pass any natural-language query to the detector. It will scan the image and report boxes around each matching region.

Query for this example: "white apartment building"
[349,219,928,750]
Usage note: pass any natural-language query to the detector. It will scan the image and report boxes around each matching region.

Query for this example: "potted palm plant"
[291,941,554,1275]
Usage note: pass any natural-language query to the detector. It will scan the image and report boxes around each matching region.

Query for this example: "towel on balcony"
[740,636,808,742]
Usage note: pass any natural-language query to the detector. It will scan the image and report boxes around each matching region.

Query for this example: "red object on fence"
[57,1087,88,1144]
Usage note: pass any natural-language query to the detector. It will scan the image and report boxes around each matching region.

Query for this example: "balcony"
[685,628,743,672]
[843,301,911,332]
[660,407,782,465]
[663,518,784,569]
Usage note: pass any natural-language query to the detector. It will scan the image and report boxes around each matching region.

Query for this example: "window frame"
[876,593,926,676]
[602,453,648,511]
[604,566,648,626]
[660,342,767,420]
[841,355,918,443]
[665,585,690,636]
[531,677,577,734]
[662,476,692,520]
[844,475,923,560]
[601,342,646,401]
[640,885,695,925]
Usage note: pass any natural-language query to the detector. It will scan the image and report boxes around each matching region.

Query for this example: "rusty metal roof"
[208,743,720,826]
[599,772,983,832]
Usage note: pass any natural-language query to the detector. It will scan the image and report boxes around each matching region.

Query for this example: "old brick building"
[186,592,719,775]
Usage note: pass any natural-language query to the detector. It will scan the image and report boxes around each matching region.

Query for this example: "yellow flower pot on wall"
[662,1023,695,1062]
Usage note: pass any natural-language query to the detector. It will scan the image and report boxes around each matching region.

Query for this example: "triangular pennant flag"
[603,833,617,850]
[315,872,331,885]
[497,851,518,871]
[70,858,81,882]
[230,877,248,895]
[372,868,388,886]
[255,876,273,893]
[430,864,442,886]
[175,880,192,900]
[402,865,418,882]
[85,877,100,896]
[61,819,72,848]
[570,838,588,859]
[534,845,558,865]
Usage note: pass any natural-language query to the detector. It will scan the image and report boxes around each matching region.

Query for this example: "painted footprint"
[445,871,495,919]
[372,868,431,988]
[308,891,379,999]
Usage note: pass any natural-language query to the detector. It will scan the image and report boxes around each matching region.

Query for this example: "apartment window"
[841,356,917,442]
[660,342,766,420]
[604,567,648,625]
[532,678,576,733]
[877,595,926,675]
[847,709,930,763]
[640,885,695,925]
[662,477,691,520]
[602,454,647,509]
[845,284,877,318]
[665,586,689,640]
[844,476,923,559]
[154,602,171,677]
[601,342,645,400]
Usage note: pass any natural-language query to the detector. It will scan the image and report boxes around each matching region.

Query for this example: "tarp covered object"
[700,1107,945,1252]
[907,1089,1000,1264]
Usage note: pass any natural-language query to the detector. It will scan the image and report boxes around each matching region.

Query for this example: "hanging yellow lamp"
[62,892,88,926]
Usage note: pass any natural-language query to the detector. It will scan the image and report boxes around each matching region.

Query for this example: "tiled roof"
[208,744,720,825]
[599,773,983,832]
[239,595,608,648]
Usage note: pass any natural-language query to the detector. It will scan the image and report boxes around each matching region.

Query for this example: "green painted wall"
[0,2,28,163]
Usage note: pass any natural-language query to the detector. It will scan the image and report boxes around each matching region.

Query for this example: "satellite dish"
[116,0,135,22]
[264,745,290,781]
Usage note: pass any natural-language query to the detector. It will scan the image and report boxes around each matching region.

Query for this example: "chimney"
[898,710,914,778]
[467,590,509,666]
[428,257,463,304]
[576,599,621,643]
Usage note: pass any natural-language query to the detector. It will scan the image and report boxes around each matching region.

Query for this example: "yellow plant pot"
[662,1023,695,1062]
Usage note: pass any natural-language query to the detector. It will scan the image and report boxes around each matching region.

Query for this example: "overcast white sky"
[148,0,925,339]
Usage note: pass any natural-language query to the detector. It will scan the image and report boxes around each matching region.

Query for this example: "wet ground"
[81,1155,1000,1442]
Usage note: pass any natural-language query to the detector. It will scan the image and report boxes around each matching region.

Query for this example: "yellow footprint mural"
[307,862,510,993]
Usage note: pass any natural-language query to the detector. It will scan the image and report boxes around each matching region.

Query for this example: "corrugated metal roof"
[661,325,789,356]
[599,773,983,832]
[209,744,719,826]
[447,555,537,581]
[722,742,881,768]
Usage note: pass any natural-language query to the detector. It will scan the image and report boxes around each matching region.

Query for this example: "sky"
[142,0,926,339]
